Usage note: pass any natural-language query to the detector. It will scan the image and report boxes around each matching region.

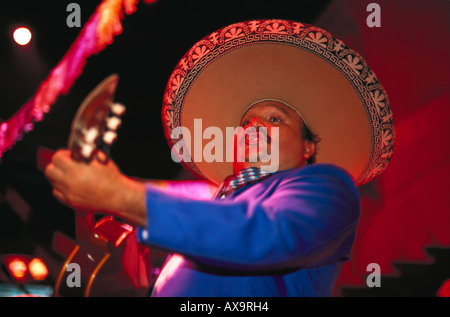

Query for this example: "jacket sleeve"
[137,164,360,271]
[148,179,217,200]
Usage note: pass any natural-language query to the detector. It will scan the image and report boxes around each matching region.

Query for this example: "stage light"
[0,255,53,297]
[13,27,32,46]
[8,258,28,280]
[3,254,49,283]
[28,258,49,281]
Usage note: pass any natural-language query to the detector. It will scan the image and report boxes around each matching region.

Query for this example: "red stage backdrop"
[315,0,450,295]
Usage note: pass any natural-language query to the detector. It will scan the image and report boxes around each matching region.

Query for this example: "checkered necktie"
[215,167,272,199]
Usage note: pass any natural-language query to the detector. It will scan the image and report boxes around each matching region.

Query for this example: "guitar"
[49,74,153,297]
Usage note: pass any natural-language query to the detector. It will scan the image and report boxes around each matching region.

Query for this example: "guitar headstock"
[68,74,125,162]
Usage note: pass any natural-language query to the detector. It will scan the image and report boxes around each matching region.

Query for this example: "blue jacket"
[137,163,360,296]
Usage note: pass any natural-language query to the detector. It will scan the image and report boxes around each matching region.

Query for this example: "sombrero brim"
[162,20,395,186]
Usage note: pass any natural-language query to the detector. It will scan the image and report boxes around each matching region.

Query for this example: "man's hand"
[43,149,147,226]
[44,149,119,210]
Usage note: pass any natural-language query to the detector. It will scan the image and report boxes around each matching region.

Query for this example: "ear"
[303,141,316,161]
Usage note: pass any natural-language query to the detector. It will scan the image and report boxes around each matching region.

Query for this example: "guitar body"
[54,217,152,297]
[50,75,153,296]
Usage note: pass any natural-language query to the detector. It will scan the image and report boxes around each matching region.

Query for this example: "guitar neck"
[67,74,123,249]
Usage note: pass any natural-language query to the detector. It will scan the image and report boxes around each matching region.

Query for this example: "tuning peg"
[111,103,126,116]
[103,131,117,145]
[84,127,99,144]
[80,143,95,159]
[106,117,122,131]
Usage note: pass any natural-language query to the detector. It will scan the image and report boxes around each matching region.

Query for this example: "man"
[44,19,394,296]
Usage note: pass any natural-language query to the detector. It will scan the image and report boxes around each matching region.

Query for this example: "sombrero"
[162,19,395,186]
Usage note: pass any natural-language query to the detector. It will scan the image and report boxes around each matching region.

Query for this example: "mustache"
[236,126,272,145]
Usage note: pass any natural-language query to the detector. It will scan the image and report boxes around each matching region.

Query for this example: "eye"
[269,117,281,123]
[241,120,250,127]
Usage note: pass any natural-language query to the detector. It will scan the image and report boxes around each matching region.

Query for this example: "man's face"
[233,100,315,174]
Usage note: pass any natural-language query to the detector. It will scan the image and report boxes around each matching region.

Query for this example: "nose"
[244,117,265,129]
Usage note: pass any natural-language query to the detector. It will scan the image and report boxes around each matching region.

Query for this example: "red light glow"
[8,259,27,279]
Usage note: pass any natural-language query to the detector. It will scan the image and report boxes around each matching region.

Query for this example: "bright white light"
[13,27,32,46]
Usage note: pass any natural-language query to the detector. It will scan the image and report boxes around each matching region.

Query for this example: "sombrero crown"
[162,19,395,186]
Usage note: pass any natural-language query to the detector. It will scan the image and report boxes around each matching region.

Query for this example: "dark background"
[0,0,448,297]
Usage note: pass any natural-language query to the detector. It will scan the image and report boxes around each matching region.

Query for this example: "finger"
[95,150,109,164]
[52,188,67,204]
[44,162,66,183]
[52,149,74,171]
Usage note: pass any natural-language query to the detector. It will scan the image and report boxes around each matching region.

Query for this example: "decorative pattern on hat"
[162,19,395,185]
